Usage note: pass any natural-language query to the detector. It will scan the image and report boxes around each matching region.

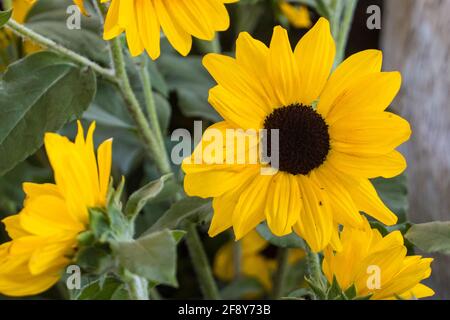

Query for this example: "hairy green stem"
[185,222,221,300]
[136,56,167,155]
[109,38,171,175]
[127,274,149,300]
[5,19,117,83]
[306,248,324,288]
[272,248,290,299]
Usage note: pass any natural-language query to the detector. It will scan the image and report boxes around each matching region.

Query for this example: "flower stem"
[334,0,358,65]
[136,56,167,154]
[109,37,172,175]
[272,247,290,299]
[306,247,324,288]
[184,222,221,300]
[5,19,117,83]
[127,274,149,300]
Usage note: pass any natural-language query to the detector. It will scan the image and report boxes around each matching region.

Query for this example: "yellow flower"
[279,0,312,29]
[213,231,304,292]
[0,122,112,297]
[97,0,238,59]
[322,217,434,300]
[182,18,411,252]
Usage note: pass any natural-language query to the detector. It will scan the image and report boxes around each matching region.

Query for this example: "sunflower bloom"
[279,0,312,29]
[322,217,434,300]
[98,0,238,59]
[214,231,304,291]
[182,18,411,252]
[0,122,112,296]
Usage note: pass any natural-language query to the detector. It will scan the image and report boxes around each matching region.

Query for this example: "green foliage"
[405,222,450,255]
[220,277,265,299]
[256,223,306,248]
[76,277,129,300]
[145,197,212,235]
[0,9,12,28]
[125,174,174,220]
[113,229,184,287]
[0,51,96,176]
[372,175,408,223]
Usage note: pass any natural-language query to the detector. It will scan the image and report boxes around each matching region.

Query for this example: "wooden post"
[382,0,450,299]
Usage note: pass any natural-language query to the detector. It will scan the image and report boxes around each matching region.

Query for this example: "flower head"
[322,217,434,300]
[0,122,112,296]
[182,18,411,252]
[279,0,312,29]
[99,0,238,59]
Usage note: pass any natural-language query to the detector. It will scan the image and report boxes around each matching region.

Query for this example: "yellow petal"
[317,49,382,117]
[294,17,335,105]
[264,173,300,236]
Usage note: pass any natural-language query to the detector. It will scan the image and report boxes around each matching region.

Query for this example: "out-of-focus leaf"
[145,197,212,235]
[114,229,182,286]
[157,55,221,122]
[0,51,96,176]
[220,277,264,299]
[256,223,306,248]
[405,221,450,255]
[372,175,408,223]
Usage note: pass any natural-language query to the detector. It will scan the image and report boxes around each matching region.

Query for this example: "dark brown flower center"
[263,104,330,175]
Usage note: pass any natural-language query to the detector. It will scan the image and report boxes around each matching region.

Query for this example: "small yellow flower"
[322,217,434,300]
[0,122,112,297]
[279,0,312,29]
[96,0,238,59]
[214,231,304,292]
[182,18,411,252]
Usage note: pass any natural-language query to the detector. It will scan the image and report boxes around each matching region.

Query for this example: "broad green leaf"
[0,9,12,28]
[76,277,129,300]
[0,51,96,176]
[256,223,306,248]
[145,197,212,235]
[114,229,181,286]
[124,173,174,219]
[405,221,450,255]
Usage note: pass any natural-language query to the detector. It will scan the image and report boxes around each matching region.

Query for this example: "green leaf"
[372,175,408,223]
[89,208,110,241]
[0,9,12,28]
[256,223,306,248]
[326,276,344,300]
[405,221,450,255]
[124,173,174,219]
[76,277,129,300]
[157,55,221,122]
[26,0,108,64]
[76,244,114,274]
[285,288,314,300]
[0,51,96,176]
[145,197,212,235]
[114,229,181,286]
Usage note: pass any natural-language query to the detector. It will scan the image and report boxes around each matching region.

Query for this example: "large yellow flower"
[214,230,304,292]
[322,217,434,300]
[98,0,238,59]
[0,122,112,297]
[182,18,411,252]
